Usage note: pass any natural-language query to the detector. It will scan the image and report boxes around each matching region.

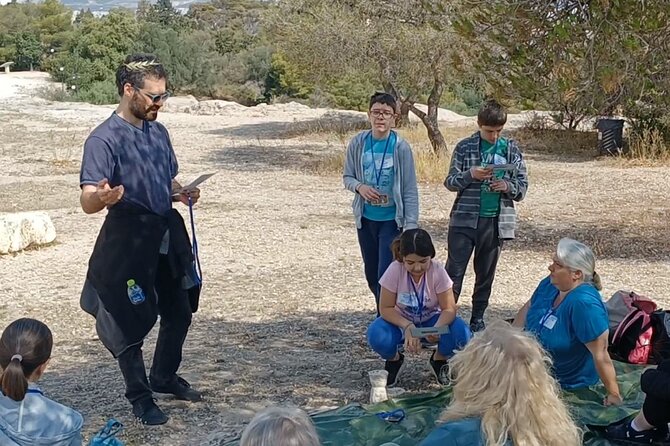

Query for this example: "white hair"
[240,407,320,446]
[555,238,601,290]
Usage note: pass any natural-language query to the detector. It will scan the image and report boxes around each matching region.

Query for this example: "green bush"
[439,84,485,116]
[264,52,312,100]
[322,75,375,111]
[211,82,264,106]
[76,80,119,105]
[37,85,71,102]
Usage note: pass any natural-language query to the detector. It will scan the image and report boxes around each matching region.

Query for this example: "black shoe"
[429,351,450,385]
[385,353,405,387]
[605,421,656,444]
[469,318,486,333]
[132,398,168,425]
[151,376,203,402]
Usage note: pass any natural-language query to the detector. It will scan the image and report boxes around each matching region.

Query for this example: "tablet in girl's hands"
[410,325,450,338]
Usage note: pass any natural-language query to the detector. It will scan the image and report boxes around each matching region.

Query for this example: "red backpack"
[608,292,658,364]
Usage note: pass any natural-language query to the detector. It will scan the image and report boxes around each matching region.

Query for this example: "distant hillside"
[31,0,199,13]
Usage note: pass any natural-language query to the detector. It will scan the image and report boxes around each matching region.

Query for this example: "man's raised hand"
[96,178,124,207]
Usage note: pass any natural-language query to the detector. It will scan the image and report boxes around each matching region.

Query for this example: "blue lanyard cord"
[407,272,427,324]
[368,133,392,187]
[188,196,202,285]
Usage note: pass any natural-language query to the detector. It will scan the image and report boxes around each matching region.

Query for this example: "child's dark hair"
[115,53,168,96]
[0,318,53,401]
[369,91,397,111]
[477,99,507,126]
[391,228,436,261]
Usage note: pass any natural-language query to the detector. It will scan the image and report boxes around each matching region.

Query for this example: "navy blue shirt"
[80,113,178,216]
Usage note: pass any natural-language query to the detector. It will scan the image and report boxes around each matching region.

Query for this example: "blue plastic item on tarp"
[88,419,124,446]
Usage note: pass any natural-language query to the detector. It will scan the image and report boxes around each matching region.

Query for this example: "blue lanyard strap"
[407,273,427,323]
[188,196,202,285]
[368,133,392,187]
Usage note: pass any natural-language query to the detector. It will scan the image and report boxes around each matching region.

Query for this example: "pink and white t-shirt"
[379,259,454,324]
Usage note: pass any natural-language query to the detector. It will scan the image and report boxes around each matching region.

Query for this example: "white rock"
[0,212,56,254]
[162,95,199,114]
[197,99,247,115]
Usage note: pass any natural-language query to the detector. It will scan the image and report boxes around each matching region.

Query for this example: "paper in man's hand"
[178,172,216,193]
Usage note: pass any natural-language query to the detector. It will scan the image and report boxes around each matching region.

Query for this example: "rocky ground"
[0,72,668,445]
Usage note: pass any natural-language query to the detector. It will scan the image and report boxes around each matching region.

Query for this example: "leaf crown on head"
[124,60,160,71]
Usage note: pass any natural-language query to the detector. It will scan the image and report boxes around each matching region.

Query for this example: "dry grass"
[509,128,598,160]
[617,128,670,166]
[301,121,477,183]
[282,113,369,142]
[515,113,670,166]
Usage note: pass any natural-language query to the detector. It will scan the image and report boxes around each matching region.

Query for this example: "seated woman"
[513,238,622,404]
[605,359,670,444]
[367,228,471,387]
[419,320,582,446]
[240,406,320,446]
[0,318,83,446]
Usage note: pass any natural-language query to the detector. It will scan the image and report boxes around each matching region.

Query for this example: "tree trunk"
[397,100,412,128]
[408,77,447,152]
[381,81,416,128]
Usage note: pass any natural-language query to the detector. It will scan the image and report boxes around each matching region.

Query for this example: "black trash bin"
[596,118,625,155]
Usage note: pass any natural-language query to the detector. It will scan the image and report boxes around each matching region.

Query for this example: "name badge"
[543,314,558,330]
[369,194,389,206]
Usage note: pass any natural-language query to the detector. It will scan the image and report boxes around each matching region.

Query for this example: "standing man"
[444,99,528,333]
[343,92,419,316]
[79,54,203,425]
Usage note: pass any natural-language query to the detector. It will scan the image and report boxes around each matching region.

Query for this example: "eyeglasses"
[370,110,395,119]
[134,87,170,104]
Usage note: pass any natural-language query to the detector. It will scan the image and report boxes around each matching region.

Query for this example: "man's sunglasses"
[134,87,170,104]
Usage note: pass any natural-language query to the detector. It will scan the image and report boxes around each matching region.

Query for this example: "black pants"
[643,361,670,428]
[118,255,193,404]
[445,217,502,322]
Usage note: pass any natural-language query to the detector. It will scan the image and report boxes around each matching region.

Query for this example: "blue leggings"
[367,314,472,360]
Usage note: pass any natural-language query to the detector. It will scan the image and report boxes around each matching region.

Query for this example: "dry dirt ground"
[1,73,669,445]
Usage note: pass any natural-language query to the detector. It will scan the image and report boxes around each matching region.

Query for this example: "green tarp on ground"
[226,362,651,445]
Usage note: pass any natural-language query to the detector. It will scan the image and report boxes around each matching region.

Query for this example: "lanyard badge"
[407,273,427,324]
[366,134,392,206]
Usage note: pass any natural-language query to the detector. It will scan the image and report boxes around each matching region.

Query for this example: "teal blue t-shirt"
[479,137,508,217]
[419,417,513,446]
[362,131,396,221]
[525,277,609,389]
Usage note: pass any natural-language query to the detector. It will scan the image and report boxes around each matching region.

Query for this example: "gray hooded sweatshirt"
[343,130,419,230]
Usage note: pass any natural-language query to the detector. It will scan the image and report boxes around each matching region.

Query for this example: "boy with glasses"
[343,92,419,315]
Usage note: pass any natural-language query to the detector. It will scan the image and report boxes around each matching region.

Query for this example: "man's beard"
[130,95,160,122]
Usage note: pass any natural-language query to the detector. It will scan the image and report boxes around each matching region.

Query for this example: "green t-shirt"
[479,138,508,217]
